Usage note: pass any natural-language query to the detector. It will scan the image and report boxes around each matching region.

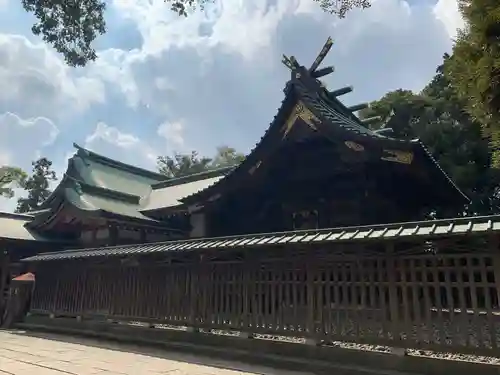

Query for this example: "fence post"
[386,242,402,345]
[51,267,60,316]
[491,235,500,310]
[241,251,250,334]
[306,251,317,345]
[189,254,201,331]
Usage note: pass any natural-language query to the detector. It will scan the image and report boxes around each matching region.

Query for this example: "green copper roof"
[71,144,166,199]
[143,167,234,211]
[31,145,235,228]
[63,185,158,223]
[0,212,55,242]
[21,214,499,262]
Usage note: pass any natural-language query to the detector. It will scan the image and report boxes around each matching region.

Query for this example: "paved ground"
[0,330,311,375]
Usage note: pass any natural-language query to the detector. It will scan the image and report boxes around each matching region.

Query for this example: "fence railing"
[29,236,500,357]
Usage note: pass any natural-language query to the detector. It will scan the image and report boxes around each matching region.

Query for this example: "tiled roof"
[143,168,234,211]
[21,215,500,262]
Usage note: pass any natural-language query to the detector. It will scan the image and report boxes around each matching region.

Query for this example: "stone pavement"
[0,330,311,375]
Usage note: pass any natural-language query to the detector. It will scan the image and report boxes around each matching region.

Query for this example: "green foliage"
[15,157,57,213]
[157,151,212,178]
[0,166,27,199]
[157,145,244,178]
[210,146,245,169]
[22,0,106,67]
[312,0,370,17]
[445,0,500,166]
[21,0,371,67]
[362,57,500,215]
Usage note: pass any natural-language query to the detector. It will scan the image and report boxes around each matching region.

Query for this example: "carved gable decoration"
[381,149,414,165]
[281,101,321,139]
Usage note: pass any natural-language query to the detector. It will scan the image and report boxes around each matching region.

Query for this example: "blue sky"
[0,0,463,212]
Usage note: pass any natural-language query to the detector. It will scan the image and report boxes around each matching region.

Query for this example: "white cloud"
[434,0,465,39]
[86,121,140,149]
[0,150,11,165]
[0,0,467,212]
[157,121,184,148]
[0,34,105,119]
[0,112,60,212]
[0,112,59,164]
[0,0,8,11]
[1,112,59,147]
[85,122,158,169]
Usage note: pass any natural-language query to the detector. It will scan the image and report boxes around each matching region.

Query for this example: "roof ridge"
[151,166,236,190]
[0,211,33,220]
[73,143,167,181]
[65,174,141,205]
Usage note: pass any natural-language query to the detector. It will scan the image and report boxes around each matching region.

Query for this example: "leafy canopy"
[361,56,500,215]
[22,0,371,67]
[157,145,244,178]
[0,166,27,199]
[15,157,58,213]
[445,0,500,166]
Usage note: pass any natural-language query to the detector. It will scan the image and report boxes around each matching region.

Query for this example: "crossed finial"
[282,37,334,78]
[281,37,377,125]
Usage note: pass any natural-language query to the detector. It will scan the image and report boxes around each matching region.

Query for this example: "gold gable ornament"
[248,160,262,175]
[281,101,321,139]
[381,149,414,165]
[344,141,364,152]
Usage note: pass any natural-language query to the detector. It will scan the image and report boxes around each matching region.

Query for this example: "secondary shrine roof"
[26,145,232,231]
[21,214,498,262]
[0,212,54,242]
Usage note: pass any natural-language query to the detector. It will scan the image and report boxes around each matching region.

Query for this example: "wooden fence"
[28,235,500,357]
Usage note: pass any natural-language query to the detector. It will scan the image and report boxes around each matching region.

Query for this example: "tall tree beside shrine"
[15,158,57,213]
[20,0,371,67]
[157,151,212,178]
[210,146,245,169]
[360,58,500,215]
[445,0,500,166]
[0,166,27,198]
[157,146,244,178]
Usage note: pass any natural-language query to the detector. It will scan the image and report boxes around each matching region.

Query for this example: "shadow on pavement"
[6,329,312,375]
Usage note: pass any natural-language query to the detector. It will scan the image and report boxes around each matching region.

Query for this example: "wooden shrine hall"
[1,38,500,357]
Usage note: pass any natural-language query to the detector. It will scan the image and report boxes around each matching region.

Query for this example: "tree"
[361,57,500,215]
[157,145,245,178]
[0,167,27,199]
[15,157,58,213]
[22,0,371,68]
[210,146,245,169]
[444,0,500,166]
[157,151,212,178]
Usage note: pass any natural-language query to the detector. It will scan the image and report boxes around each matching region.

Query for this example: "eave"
[181,84,298,206]
[21,213,500,262]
